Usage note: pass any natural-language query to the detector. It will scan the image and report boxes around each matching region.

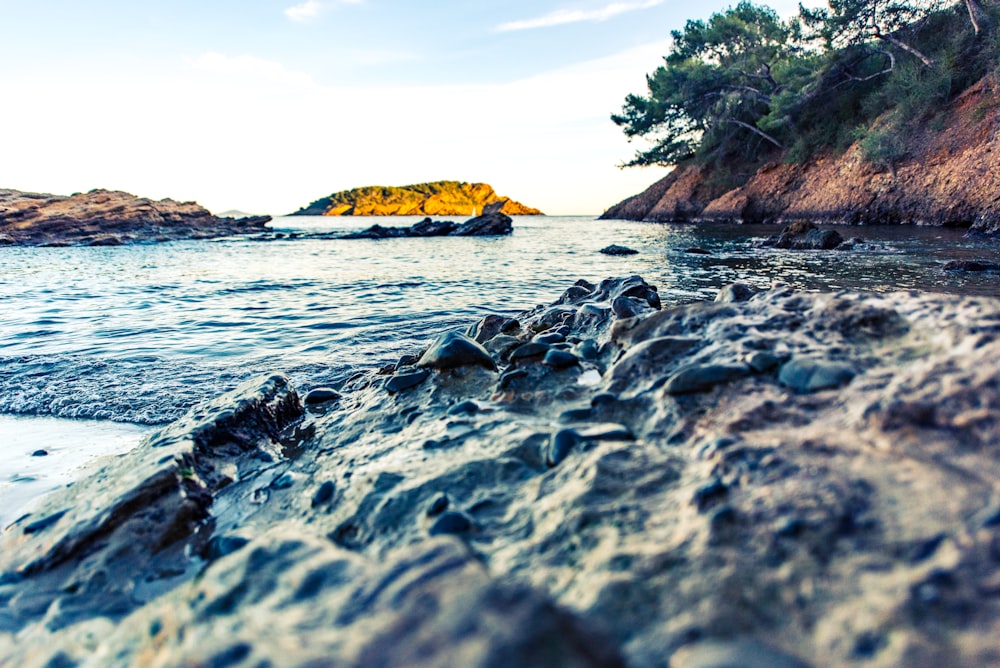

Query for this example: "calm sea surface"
[1,215,998,425]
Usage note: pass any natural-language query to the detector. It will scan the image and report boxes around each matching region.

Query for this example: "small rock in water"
[943,259,1000,272]
[429,511,473,536]
[417,332,497,371]
[304,387,341,405]
[600,244,639,256]
[31,449,49,457]
[779,357,856,393]
[386,369,431,394]
[311,481,336,508]
[683,247,712,255]
[747,351,781,373]
[543,349,580,369]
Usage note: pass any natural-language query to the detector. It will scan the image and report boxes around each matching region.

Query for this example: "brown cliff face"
[291,181,542,217]
[0,189,270,246]
[602,77,1000,235]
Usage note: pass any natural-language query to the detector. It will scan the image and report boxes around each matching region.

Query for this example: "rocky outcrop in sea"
[341,212,513,239]
[0,189,271,246]
[2,276,1000,666]
[291,180,543,217]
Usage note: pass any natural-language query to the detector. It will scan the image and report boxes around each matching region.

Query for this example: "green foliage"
[615,0,1000,171]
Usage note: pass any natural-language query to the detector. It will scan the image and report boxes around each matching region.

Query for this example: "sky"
[0,0,811,216]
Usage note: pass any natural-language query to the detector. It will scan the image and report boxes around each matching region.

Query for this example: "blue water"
[1,215,998,424]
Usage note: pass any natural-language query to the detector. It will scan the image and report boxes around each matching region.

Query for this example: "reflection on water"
[0,216,997,423]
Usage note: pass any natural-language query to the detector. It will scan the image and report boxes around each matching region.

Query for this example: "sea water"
[1,215,998,426]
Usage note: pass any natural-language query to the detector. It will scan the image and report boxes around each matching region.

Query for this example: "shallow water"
[1,215,997,425]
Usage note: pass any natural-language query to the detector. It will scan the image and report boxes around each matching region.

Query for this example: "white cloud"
[189,52,317,88]
[0,42,670,215]
[284,0,363,22]
[497,0,664,32]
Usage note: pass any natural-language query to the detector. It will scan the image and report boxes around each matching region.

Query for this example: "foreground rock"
[0,189,271,246]
[3,276,1000,666]
[291,180,543,217]
[342,212,513,239]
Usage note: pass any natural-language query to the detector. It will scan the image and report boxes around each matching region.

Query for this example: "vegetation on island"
[614,0,1000,181]
[291,181,542,217]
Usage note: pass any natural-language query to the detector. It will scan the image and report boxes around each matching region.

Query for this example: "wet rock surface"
[4,275,1000,666]
[0,188,270,246]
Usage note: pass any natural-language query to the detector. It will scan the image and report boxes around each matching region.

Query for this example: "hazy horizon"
[0,0,810,216]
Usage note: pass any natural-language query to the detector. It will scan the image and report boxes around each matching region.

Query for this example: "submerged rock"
[5,277,1000,667]
[761,221,845,250]
[341,212,513,240]
[599,245,639,256]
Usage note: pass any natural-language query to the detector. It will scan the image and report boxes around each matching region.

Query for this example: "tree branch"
[720,119,785,148]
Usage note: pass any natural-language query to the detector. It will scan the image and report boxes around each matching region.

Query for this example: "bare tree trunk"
[874,27,935,66]
[964,0,991,35]
[723,119,785,149]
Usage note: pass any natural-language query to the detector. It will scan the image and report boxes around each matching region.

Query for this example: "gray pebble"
[779,357,856,393]
[543,349,580,369]
[386,369,431,394]
[448,400,479,416]
[304,387,341,405]
[664,364,751,395]
[509,342,550,362]
[546,429,580,466]
[427,494,449,517]
[311,481,335,508]
[429,511,473,536]
[417,332,496,371]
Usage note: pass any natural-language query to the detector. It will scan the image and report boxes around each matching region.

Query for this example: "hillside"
[604,0,1000,236]
[603,76,1000,235]
[291,181,542,217]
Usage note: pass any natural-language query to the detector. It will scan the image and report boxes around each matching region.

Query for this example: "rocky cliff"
[0,189,271,246]
[291,181,543,217]
[603,77,1000,236]
[4,277,1000,666]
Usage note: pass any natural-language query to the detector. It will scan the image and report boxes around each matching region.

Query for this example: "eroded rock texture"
[3,277,1000,666]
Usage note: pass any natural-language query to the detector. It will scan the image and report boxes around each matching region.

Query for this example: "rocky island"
[3,276,1000,666]
[290,180,543,217]
[0,189,271,246]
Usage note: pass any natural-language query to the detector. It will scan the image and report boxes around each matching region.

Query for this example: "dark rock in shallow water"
[417,332,497,371]
[762,222,844,250]
[599,244,639,256]
[943,259,1000,272]
[341,212,512,240]
[509,342,550,363]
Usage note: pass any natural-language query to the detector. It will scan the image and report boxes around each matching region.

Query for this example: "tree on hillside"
[613,2,806,167]
[800,0,944,67]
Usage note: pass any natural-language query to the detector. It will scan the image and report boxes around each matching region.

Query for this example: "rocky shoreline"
[602,78,1000,237]
[3,276,1000,666]
[0,189,271,246]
